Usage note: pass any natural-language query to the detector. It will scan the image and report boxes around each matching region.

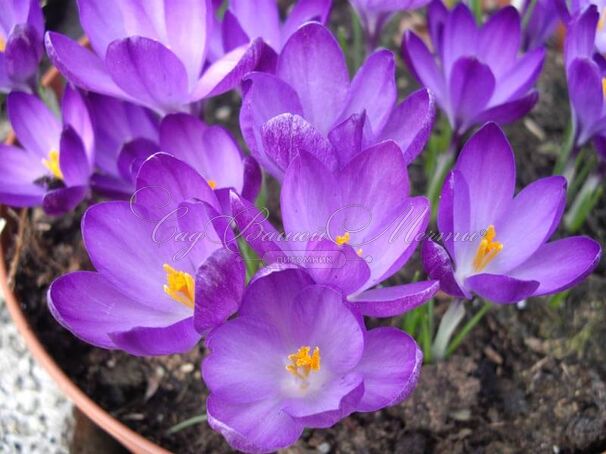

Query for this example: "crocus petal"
[281,151,340,240]
[48,271,188,351]
[491,176,567,273]
[377,88,436,164]
[261,113,337,178]
[160,114,245,192]
[491,47,545,105]
[105,37,189,113]
[567,58,604,142]
[303,239,371,296]
[76,0,128,57]
[241,155,262,202]
[44,32,126,99]
[194,248,245,335]
[59,126,91,186]
[0,144,46,207]
[206,393,303,454]
[164,0,211,87]
[465,273,539,304]
[427,0,448,53]
[81,201,194,316]
[355,327,423,412]
[4,23,42,82]
[454,123,515,233]
[564,5,599,66]
[442,4,478,76]
[61,85,94,161]
[193,39,263,100]
[282,0,333,45]
[109,316,200,356]
[228,0,281,49]
[117,138,160,183]
[240,72,303,177]
[42,186,88,216]
[449,57,495,132]
[230,191,287,261]
[473,91,539,126]
[221,10,249,52]
[401,31,445,102]
[134,152,221,217]
[277,23,349,134]
[421,240,467,298]
[292,382,364,429]
[509,236,601,296]
[349,280,439,317]
[327,113,366,169]
[477,6,521,78]
[339,49,396,133]
[7,91,61,158]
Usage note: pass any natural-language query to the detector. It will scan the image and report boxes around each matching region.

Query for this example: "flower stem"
[431,299,466,361]
[445,301,492,358]
[564,172,603,233]
[420,299,435,363]
[165,414,207,435]
[553,121,577,175]
[427,132,458,221]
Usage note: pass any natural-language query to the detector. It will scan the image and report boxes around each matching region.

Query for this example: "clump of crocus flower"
[422,123,601,358]
[46,0,264,114]
[203,268,422,453]
[48,153,245,355]
[0,0,44,93]
[402,1,545,136]
[241,22,435,180]
[0,87,94,214]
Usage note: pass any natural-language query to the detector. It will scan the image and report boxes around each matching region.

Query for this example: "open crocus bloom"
[0,88,94,215]
[422,123,601,304]
[240,22,435,180]
[231,140,438,317]
[159,113,261,212]
[45,0,263,114]
[203,268,422,453]
[563,5,606,157]
[349,0,431,48]
[402,2,544,135]
[0,0,44,92]
[48,153,245,355]
[85,93,160,197]
[221,0,332,53]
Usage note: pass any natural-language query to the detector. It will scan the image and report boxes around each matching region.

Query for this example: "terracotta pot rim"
[1,43,170,454]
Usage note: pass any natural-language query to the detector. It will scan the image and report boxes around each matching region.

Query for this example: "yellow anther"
[602,78,606,98]
[286,346,321,380]
[207,179,217,190]
[357,248,363,256]
[473,225,503,272]
[599,9,606,31]
[0,37,5,52]
[42,150,64,180]
[335,231,350,246]
[162,264,195,309]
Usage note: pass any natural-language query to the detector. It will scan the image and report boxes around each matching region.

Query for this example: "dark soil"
[2,2,606,453]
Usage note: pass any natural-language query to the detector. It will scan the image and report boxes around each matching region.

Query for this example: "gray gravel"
[0,295,74,453]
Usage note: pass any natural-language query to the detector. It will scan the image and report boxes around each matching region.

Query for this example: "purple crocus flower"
[84,93,160,197]
[402,1,544,135]
[562,5,606,156]
[45,0,263,114]
[48,153,245,355]
[240,22,435,181]
[422,123,601,304]
[519,0,560,50]
[231,140,439,317]
[349,0,431,49]
[0,0,44,93]
[203,267,422,453]
[221,0,332,53]
[159,113,261,211]
[0,88,94,215]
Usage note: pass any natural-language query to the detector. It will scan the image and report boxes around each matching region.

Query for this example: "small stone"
[317,442,331,453]
[180,363,195,374]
